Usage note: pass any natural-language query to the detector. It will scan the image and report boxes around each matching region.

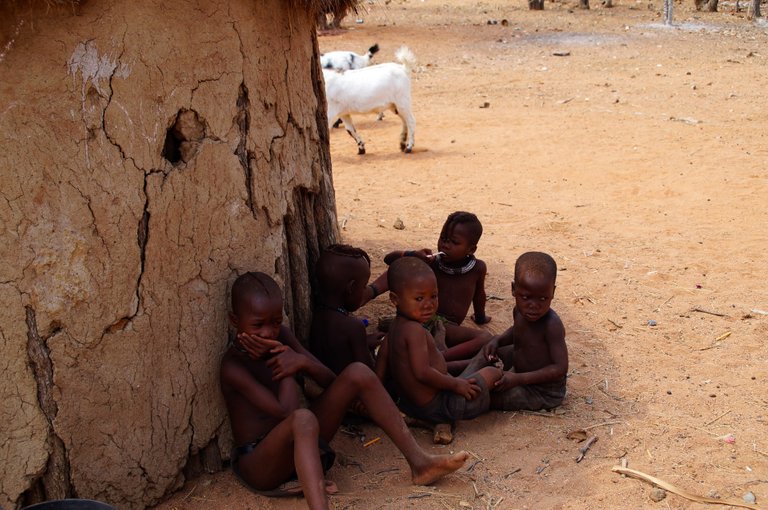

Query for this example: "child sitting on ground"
[380,258,502,440]
[309,244,384,375]
[220,272,468,509]
[466,251,568,410]
[384,211,493,365]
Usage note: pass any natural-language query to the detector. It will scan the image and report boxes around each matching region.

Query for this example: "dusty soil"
[155,0,768,508]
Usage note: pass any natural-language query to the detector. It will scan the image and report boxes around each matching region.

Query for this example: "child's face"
[230,294,284,340]
[437,223,477,263]
[391,273,438,324]
[512,271,555,323]
[344,258,372,312]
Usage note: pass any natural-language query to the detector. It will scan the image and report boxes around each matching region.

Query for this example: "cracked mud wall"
[0,1,338,508]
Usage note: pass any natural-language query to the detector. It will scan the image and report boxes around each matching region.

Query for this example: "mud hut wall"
[0,1,338,508]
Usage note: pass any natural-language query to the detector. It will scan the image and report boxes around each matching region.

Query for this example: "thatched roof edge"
[301,0,361,16]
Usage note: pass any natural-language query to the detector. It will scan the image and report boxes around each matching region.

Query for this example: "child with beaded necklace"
[384,211,493,370]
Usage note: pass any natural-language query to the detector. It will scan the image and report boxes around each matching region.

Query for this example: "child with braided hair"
[309,244,384,374]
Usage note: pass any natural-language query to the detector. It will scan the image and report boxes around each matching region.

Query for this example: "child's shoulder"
[314,307,365,333]
[390,316,427,339]
[542,308,565,335]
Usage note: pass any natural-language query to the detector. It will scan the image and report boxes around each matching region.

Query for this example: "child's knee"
[340,361,377,384]
[477,366,503,385]
[290,408,319,435]
[478,330,493,342]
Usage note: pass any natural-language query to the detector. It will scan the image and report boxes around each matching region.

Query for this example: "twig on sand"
[519,409,564,418]
[705,409,732,426]
[699,331,732,351]
[467,459,483,472]
[503,467,521,478]
[596,379,627,402]
[576,436,598,463]
[690,307,728,317]
[611,466,763,509]
[182,484,197,501]
[583,420,624,431]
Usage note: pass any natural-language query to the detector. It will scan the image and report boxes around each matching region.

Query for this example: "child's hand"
[471,314,492,325]
[482,337,500,361]
[413,248,434,262]
[453,377,482,400]
[237,332,283,360]
[267,348,306,380]
[493,372,523,392]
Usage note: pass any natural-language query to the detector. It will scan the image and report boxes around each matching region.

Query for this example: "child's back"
[309,244,376,373]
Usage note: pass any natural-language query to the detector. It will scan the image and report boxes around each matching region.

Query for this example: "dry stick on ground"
[611,466,764,509]
[699,332,732,351]
[690,307,729,317]
[582,420,624,431]
[704,409,732,426]
[576,436,598,462]
[595,379,627,402]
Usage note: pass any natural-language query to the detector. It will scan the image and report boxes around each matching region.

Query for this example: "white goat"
[323,46,416,155]
[320,43,380,71]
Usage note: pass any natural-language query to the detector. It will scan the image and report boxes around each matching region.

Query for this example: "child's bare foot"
[411,451,469,485]
[433,423,453,444]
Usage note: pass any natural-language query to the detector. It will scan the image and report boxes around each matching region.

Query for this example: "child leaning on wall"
[220,271,469,509]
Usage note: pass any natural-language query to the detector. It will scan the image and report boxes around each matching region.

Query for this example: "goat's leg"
[396,106,416,153]
[340,114,366,155]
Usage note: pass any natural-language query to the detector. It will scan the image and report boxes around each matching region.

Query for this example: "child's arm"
[268,326,336,388]
[221,359,296,419]
[361,269,389,306]
[348,320,375,368]
[494,321,568,391]
[482,327,513,360]
[405,328,480,399]
[470,261,491,325]
[383,248,434,265]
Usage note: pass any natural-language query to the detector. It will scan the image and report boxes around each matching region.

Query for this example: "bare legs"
[311,363,468,484]
[236,408,329,510]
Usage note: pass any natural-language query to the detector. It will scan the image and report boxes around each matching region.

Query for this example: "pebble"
[650,488,667,502]
[393,218,405,230]
[648,319,657,326]
[744,491,756,504]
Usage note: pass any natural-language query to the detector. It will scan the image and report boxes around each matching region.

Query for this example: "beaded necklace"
[435,254,477,275]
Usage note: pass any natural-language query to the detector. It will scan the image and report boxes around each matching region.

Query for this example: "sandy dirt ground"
[155,0,768,508]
